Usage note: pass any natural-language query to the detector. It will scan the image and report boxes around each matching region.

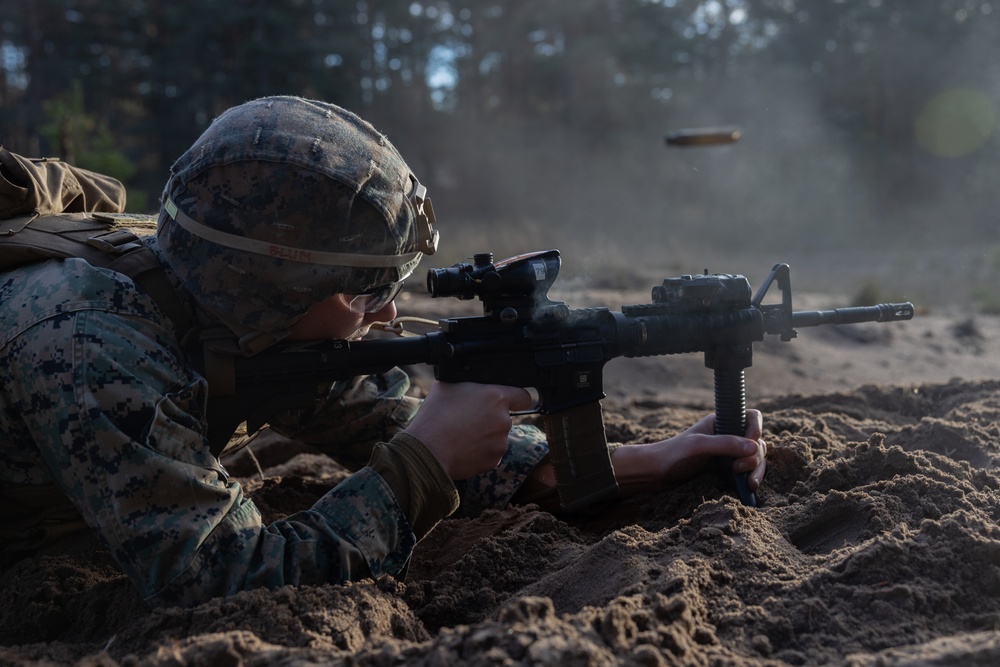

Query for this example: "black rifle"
[203,250,914,510]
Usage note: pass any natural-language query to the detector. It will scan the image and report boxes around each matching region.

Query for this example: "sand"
[2,286,999,667]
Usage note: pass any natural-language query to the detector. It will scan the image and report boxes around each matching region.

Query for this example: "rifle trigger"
[511,387,541,415]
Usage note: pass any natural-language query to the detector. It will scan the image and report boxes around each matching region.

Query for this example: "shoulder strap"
[0,211,197,342]
[106,246,199,344]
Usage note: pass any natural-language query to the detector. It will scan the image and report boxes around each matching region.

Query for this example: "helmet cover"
[156,95,437,351]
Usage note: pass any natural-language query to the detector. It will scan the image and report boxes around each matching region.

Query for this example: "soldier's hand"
[611,409,767,491]
[526,409,767,497]
[404,381,534,480]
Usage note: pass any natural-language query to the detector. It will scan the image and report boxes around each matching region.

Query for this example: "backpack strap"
[0,211,198,343]
[105,245,198,345]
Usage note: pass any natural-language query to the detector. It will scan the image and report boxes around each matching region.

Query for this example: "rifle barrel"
[791,302,914,328]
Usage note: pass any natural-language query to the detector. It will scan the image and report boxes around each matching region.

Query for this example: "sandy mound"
[2,297,999,666]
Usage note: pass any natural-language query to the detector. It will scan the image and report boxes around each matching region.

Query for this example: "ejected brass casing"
[665,126,742,146]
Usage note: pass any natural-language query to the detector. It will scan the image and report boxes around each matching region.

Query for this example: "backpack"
[0,148,253,456]
[0,152,208,555]
[0,147,194,340]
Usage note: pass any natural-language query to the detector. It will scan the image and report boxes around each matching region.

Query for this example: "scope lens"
[426,269,441,296]
[426,265,470,297]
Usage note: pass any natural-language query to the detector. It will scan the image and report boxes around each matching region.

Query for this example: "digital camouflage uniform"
[0,96,549,608]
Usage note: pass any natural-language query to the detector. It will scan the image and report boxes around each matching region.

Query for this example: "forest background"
[1,0,998,312]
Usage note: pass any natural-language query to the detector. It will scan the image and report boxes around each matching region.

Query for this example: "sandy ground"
[2,280,1000,666]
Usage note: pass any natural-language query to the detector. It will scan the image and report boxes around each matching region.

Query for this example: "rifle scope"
[427,250,562,305]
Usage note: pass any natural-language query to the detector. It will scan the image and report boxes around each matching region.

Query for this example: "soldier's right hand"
[404,381,534,480]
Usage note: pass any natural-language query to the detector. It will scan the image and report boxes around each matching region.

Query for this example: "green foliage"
[1,0,997,283]
[39,81,138,203]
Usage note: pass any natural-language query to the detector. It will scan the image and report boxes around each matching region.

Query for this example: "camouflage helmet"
[156,95,437,353]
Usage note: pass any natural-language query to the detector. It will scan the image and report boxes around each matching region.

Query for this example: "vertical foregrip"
[543,402,619,511]
[714,369,757,507]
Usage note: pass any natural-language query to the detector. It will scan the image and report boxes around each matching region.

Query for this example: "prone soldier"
[0,96,766,607]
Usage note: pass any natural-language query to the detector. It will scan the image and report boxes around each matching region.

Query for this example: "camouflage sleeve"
[268,369,551,515]
[455,423,550,516]
[0,261,417,607]
[266,368,421,471]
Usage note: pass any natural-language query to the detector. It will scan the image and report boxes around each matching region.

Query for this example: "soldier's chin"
[350,326,371,341]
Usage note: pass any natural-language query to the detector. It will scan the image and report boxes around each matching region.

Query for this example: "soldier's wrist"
[368,432,460,539]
